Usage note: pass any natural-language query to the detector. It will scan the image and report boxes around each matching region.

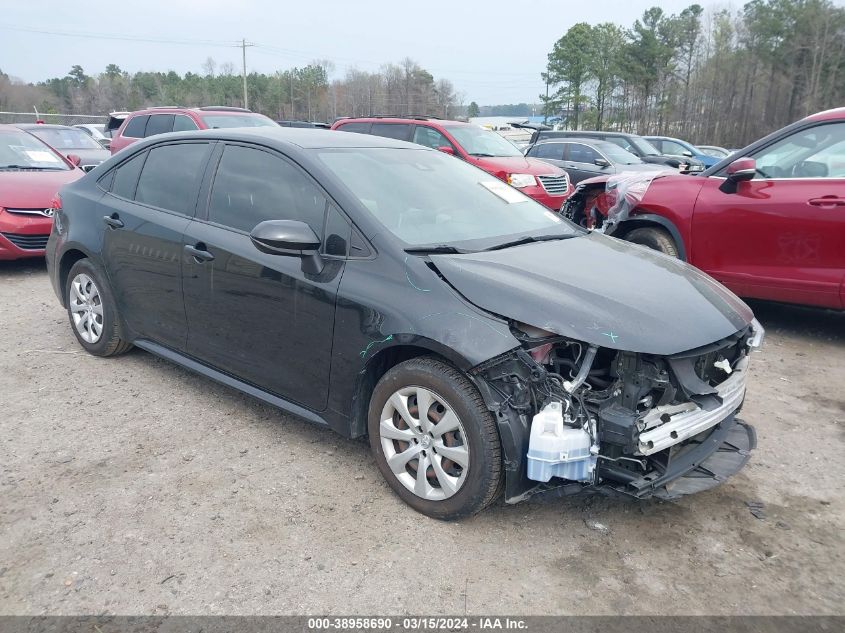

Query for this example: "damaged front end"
[469,319,764,503]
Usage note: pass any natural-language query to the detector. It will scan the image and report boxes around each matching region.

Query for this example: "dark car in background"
[644,135,719,168]
[47,127,760,519]
[526,138,669,184]
[0,125,82,260]
[524,129,705,174]
[109,106,278,154]
[332,116,573,210]
[17,124,110,172]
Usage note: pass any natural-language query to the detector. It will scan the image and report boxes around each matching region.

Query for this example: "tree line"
[0,57,459,123]
[542,0,845,146]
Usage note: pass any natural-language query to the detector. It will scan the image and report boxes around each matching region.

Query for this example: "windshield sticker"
[479,180,527,204]
[23,150,61,163]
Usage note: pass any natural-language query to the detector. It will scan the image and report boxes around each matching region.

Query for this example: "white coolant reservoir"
[527,401,596,483]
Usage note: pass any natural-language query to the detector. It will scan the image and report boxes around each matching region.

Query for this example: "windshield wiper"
[0,164,64,170]
[404,245,467,255]
[483,234,577,252]
[467,152,496,157]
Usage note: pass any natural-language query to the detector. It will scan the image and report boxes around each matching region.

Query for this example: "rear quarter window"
[122,115,149,139]
[371,123,411,141]
[337,122,371,134]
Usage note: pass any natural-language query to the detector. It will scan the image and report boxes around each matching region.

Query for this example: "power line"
[0,24,240,47]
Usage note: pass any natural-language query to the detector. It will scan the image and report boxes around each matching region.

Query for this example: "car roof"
[15,123,78,130]
[336,117,471,128]
[130,106,263,116]
[536,137,615,147]
[133,127,427,150]
[805,107,845,122]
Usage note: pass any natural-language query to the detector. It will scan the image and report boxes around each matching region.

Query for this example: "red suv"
[566,108,845,309]
[331,117,573,209]
[110,106,278,154]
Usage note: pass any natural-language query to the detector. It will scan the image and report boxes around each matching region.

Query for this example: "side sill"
[133,339,330,427]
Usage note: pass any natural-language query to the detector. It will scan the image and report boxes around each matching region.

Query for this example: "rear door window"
[370,123,411,141]
[531,143,564,160]
[122,115,149,139]
[135,143,210,214]
[145,115,175,137]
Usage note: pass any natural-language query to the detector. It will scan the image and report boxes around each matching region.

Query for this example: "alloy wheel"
[379,386,470,500]
[69,273,104,344]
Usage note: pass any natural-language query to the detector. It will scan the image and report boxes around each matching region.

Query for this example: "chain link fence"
[0,112,108,126]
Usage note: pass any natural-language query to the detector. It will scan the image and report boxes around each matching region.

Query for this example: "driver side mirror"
[436,146,455,156]
[720,157,756,194]
[250,220,324,274]
[682,150,694,158]
[594,158,610,167]
[66,154,82,167]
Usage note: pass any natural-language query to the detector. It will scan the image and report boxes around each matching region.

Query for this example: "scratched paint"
[404,256,432,292]
[359,334,394,359]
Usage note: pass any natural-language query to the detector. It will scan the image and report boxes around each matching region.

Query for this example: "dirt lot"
[1,259,843,616]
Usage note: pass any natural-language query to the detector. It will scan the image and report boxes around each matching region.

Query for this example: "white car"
[73,123,109,148]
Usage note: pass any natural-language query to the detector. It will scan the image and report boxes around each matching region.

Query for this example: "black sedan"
[526,138,669,184]
[47,128,761,519]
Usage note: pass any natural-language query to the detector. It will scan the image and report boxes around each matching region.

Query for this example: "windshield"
[0,131,69,170]
[630,136,661,156]
[317,148,578,247]
[443,124,523,157]
[30,127,103,150]
[199,114,278,129]
[599,143,642,165]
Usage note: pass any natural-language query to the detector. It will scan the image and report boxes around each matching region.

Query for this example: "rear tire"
[368,356,502,520]
[65,259,132,357]
[626,226,680,258]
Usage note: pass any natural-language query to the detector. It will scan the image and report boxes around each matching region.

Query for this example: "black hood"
[430,232,753,356]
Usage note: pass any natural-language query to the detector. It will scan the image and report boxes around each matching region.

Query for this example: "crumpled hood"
[430,232,753,355]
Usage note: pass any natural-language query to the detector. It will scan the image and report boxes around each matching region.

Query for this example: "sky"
[1,0,713,105]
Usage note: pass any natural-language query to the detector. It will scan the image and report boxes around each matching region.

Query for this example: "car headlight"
[507,173,537,188]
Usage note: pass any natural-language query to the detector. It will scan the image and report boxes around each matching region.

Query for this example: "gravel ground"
[1,259,843,616]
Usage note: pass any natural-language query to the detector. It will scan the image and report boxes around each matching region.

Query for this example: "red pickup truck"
[565,108,845,309]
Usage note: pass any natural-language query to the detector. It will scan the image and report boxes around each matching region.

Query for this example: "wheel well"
[350,344,448,438]
[615,216,686,261]
[58,249,88,306]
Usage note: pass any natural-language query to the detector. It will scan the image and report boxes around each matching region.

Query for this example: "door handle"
[184,243,215,262]
[808,197,845,207]
[103,214,124,229]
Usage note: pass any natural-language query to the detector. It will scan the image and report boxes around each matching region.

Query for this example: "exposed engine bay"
[470,319,764,501]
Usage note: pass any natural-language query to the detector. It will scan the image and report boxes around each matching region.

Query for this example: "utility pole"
[241,38,254,110]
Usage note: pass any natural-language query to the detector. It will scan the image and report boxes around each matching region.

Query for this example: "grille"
[1,232,49,250]
[537,174,570,195]
[4,208,53,217]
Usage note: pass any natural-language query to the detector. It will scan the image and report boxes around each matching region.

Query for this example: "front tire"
[368,356,502,520]
[625,226,680,258]
[65,259,132,357]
